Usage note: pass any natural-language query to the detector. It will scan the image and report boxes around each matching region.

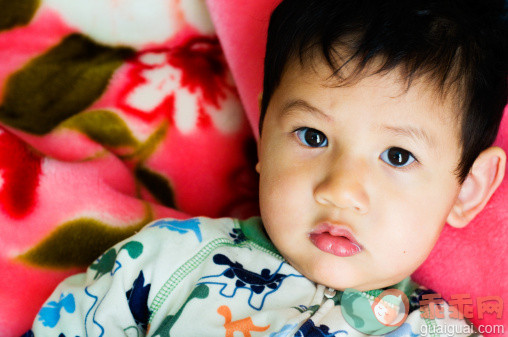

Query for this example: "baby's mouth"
[309,223,362,257]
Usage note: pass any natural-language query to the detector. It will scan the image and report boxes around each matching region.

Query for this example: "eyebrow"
[380,125,435,148]
[280,99,332,121]
[280,100,435,147]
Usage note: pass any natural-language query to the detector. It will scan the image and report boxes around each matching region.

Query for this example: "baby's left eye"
[380,147,416,167]
[295,127,328,148]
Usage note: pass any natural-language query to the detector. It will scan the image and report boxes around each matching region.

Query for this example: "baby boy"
[27,0,507,336]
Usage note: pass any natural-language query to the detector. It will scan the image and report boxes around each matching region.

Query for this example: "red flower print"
[0,128,42,218]
[117,37,238,132]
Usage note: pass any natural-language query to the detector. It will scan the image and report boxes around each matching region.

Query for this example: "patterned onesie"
[26,217,480,336]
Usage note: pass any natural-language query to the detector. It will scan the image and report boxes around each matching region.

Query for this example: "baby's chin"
[280,242,412,291]
[294,260,408,291]
[285,260,359,291]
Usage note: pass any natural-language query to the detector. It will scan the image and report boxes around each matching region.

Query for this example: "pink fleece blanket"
[0,2,259,335]
[0,1,506,336]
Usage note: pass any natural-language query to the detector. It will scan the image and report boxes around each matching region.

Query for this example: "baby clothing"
[27,217,479,336]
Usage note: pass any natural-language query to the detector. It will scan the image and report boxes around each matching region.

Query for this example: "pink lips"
[309,223,362,257]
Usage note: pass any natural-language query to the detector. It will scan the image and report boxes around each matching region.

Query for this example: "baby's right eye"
[295,127,328,147]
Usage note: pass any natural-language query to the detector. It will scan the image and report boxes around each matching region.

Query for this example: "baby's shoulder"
[137,216,239,244]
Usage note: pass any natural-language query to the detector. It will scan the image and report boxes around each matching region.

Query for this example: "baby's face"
[257,59,463,291]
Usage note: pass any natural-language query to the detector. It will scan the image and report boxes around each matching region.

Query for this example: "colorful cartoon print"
[198,253,303,310]
[90,240,143,279]
[37,293,75,328]
[295,320,348,337]
[270,324,298,337]
[229,228,247,244]
[149,218,203,242]
[217,305,270,337]
[84,286,105,336]
[150,284,209,337]
[126,271,152,331]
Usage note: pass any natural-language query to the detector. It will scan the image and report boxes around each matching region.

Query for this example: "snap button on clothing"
[324,287,336,299]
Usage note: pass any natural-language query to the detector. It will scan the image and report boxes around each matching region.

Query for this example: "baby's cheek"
[389,199,446,251]
[395,231,438,272]
[264,169,310,207]
[369,227,432,277]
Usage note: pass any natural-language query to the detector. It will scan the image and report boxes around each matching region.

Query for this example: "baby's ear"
[447,147,506,228]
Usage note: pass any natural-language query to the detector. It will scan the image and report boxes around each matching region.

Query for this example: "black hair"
[260,0,508,183]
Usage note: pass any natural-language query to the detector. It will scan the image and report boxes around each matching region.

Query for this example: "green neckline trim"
[235,217,281,257]
[364,277,420,298]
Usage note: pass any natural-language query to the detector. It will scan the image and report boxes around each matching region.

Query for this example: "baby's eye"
[380,147,416,167]
[295,127,328,147]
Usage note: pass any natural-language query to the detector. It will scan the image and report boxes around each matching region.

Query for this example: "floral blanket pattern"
[0,1,258,335]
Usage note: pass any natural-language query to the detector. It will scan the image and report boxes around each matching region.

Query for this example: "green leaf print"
[0,33,134,134]
[16,207,152,268]
[0,0,40,31]
[62,109,139,147]
[135,166,176,209]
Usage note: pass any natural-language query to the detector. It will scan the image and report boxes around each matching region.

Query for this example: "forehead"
[274,57,462,127]
[265,58,464,156]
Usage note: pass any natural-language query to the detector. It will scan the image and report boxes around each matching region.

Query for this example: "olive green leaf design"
[60,112,176,210]
[61,109,139,147]
[17,205,152,268]
[0,33,134,134]
[135,166,176,209]
[0,0,40,32]
[123,122,168,162]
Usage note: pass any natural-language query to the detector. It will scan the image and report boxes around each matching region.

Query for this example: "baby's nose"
[313,157,369,214]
